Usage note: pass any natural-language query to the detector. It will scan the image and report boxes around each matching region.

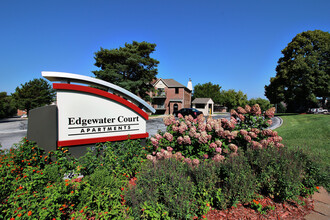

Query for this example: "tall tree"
[265,30,330,112]
[193,82,222,104]
[219,89,248,110]
[0,92,16,119]
[12,78,55,114]
[93,41,159,100]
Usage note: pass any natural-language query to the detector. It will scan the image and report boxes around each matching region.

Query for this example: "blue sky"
[1,0,329,99]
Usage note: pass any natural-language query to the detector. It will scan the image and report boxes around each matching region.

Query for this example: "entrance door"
[208,104,212,114]
[173,103,178,114]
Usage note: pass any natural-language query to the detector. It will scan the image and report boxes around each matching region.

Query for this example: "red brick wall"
[151,84,192,115]
[166,87,184,100]
[184,89,191,108]
[165,88,184,114]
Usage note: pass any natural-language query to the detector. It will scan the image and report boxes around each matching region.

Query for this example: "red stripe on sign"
[53,83,149,120]
[57,132,149,147]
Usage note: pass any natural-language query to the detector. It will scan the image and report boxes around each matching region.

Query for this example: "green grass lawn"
[275,114,330,169]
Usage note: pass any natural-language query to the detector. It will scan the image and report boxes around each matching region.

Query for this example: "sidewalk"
[305,187,330,220]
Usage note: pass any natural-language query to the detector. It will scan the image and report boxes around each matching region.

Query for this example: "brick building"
[150,78,192,115]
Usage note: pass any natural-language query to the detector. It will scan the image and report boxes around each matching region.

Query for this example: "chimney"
[187,78,193,91]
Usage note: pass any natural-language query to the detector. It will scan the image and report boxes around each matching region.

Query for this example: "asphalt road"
[1,113,281,150]
[0,117,28,150]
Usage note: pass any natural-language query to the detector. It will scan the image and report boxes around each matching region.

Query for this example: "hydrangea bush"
[147,104,283,164]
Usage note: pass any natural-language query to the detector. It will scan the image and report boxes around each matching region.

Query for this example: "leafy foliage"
[126,159,199,219]
[0,92,16,119]
[276,102,287,113]
[93,41,159,100]
[78,139,148,178]
[265,30,330,112]
[0,130,325,219]
[219,89,248,110]
[0,138,132,219]
[12,78,55,114]
[216,154,256,208]
[193,82,222,104]
[248,98,273,112]
[192,82,272,113]
[245,147,326,201]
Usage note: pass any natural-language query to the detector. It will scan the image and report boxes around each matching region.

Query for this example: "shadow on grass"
[275,113,299,116]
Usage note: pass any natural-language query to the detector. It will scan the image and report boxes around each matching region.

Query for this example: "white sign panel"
[55,83,149,146]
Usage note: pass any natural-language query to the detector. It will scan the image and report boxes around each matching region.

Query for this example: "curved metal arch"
[42,71,156,113]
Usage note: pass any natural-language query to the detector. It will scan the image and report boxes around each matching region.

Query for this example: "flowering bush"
[0,138,131,219]
[147,104,283,164]
[231,104,275,130]
[0,134,326,219]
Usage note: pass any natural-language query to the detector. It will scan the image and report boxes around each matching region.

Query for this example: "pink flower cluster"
[198,131,211,144]
[150,137,159,147]
[212,154,225,162]
[146,149,202,167]
[244,128,284,150]
[164,132,173,142]
[228,144,238,153]
[245,105,251,113]
[221,118,235,130]
[220,130,238,141]
[237,106,247,114]
[265,107,276,118]
[251,104,262,116]
[163,115,176,126]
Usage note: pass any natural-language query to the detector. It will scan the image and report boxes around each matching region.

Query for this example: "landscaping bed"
[206,196,314,220]
[0,104,328,219]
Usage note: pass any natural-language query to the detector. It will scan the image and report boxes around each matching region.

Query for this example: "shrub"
[48,146,78,178]
[43,164,62,183]
[215,153,256,209]
[79,139,147,178]
[78,168,129,219]
[291,148,329,194]
[126,159,200,219]
[189,161,219,209]
[244,147,324,202]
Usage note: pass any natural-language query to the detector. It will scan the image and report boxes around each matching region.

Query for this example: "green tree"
[193,82,222,103]
[276,102,287,113]
[12,78,55,114]
[248,98,273,112]
[93,41,159,100]
[219,89,248,110]
[265,30,330,112]
[0,92,16,119]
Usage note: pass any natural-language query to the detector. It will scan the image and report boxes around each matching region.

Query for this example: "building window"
[175,88,179,94]
[196,104,205,108]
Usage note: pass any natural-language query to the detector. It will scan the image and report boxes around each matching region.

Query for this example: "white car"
[309,108,327,114]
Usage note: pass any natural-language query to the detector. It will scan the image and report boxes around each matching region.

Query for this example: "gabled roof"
[154,78,185,88]
[192,98,213,104]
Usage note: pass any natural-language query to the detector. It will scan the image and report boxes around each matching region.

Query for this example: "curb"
[269,116,283,130]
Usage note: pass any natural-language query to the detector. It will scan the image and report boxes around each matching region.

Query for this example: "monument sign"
[27,71,155,156]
